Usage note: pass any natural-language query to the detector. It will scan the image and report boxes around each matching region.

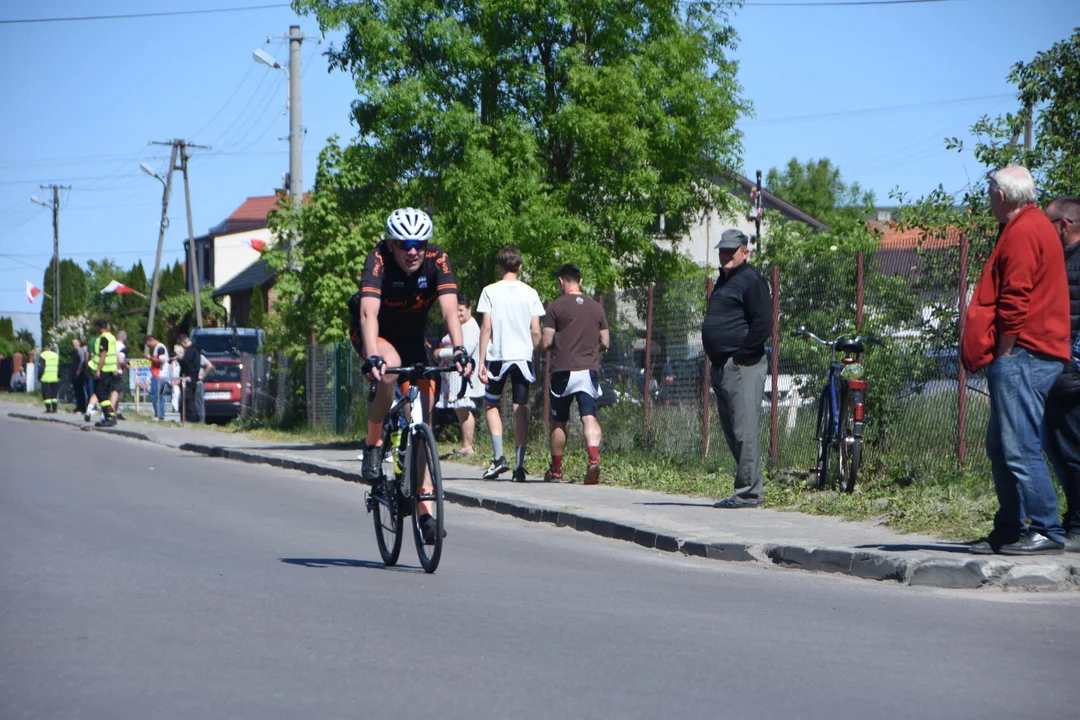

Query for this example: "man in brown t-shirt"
[542,263,609,484]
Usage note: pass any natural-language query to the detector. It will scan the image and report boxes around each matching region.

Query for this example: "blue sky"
[1,0,1076,321]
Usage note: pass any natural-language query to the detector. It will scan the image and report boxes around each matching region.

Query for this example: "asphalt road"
[2,416,1078,720]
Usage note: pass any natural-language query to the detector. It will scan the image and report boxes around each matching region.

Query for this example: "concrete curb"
[9,411,152,442]
[8,411,1080,591]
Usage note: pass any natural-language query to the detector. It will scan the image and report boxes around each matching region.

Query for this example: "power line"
[745,93,1013,125]
[0,4,291,25]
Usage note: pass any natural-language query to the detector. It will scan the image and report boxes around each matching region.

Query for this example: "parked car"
[190,327,264,358]
[202,358,251,422]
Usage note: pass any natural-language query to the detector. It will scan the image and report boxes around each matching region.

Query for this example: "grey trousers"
[710,355,768,502]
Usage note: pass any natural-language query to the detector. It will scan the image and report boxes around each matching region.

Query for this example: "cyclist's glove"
[361,355,386,376]
[453,346,474,373]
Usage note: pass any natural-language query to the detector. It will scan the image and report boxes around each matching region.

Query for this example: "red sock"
[551,454,563,471]
[587,446,599,463]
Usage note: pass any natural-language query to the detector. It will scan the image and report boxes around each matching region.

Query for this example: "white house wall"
[212,228,273,315]
[653,207,771,269]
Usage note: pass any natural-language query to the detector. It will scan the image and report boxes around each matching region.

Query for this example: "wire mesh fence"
[234,234,997,485]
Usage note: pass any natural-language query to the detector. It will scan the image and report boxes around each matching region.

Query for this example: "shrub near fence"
[246,236,995,488]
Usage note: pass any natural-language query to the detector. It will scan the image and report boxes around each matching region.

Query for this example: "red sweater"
[962,204,1070,372]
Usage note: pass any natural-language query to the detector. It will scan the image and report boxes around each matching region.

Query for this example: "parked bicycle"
[792,326,880,493]
[365,364,466,573]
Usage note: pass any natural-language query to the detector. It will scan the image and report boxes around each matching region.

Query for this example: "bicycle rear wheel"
[837,390,861,494]
[408,423,444,573]
[369,441,403,566]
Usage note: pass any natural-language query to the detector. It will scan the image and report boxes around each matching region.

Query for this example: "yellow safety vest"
[39,350,59,383]
[88,332,118,373]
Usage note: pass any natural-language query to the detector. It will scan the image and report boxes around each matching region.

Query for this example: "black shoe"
[115,412,125,421]
[483,456,510,480]
[419,513,446,545]
[512,467,527,483]
[713,495,761,509]
[998,531,1065,556]
[95,417,117,428]
[361,444,382,483]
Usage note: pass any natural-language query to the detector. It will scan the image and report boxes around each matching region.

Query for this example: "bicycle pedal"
[365,494,375,512]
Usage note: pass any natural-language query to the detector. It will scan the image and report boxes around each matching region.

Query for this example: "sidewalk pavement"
[6,400,1079,592]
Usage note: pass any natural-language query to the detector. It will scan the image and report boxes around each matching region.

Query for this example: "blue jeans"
[150,375,165,420]
[985,348,1065,543]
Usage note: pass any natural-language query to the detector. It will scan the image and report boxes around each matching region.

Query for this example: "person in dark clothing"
[1042,195,1080,551]
[177,333,213,423]
[71,338,89,413]
[701,228,774,508]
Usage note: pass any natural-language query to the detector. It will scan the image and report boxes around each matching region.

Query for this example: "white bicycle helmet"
[385,207,433,242]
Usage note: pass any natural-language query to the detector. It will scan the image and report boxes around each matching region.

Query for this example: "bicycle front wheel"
[838,389,861,494]
[812,388,835,490]
[408,423,444,573]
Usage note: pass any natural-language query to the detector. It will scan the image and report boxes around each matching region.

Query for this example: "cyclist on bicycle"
[349,208,474,542]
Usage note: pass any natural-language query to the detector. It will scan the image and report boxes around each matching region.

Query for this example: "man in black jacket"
[701,229,773,508]
[1043,195,1080,550]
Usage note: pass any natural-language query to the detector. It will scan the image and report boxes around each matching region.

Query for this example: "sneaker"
[712,495,761,509]
[361,444,382,483]
[999,531,1065,556]
[544,467,564,483]
[419,513,446,545]
[115,412,126,421]
[84,411,92,422]
[512,467,527,483]
[94,417,117,428]
[447,450,475,461]
[584,462,600,486]
[483,456,510,480]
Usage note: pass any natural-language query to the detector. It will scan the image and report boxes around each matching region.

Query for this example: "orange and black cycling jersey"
[358,240,457,336]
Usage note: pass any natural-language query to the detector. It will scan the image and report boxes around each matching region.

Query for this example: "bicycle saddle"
[835,338,864,354]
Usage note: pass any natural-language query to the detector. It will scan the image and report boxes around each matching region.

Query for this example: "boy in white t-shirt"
[477,247,545,481]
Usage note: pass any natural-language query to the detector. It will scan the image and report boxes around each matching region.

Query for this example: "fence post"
[702,277,713,460]
[642,284,655,446]
[770,265,781,467]
[957,233,969,469]
[855,250,865,332]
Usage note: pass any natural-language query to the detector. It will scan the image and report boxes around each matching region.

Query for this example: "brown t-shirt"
[545,293,608,373]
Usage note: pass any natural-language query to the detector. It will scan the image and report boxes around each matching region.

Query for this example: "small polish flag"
[101,280,136,295]
[244,238,268,253]
[26,281,43,304]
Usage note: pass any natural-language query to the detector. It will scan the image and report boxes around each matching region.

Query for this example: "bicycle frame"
[798,329,868,439]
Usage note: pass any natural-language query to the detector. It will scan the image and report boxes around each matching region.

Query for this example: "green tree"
[945,28,1079,201]
[764,157,875,226]
[249,282,266,329]
[272,0,748,351]
[40,258,88,343]
[15,328,35,346]
[158,260,187,300]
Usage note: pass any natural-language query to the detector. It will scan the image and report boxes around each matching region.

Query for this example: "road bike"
[364,364,465,573]
[792,326,880,493]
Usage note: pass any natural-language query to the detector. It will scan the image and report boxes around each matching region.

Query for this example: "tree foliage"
[764,157,875,227]
[40,258,87,344]
[944,28,1079,201]
[275,0,748,351]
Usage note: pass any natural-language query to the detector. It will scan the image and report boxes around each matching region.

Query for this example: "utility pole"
[1023,101,1034,152]
[256,26,306,250]
[150,139,210,328]
[288,25,304,215]
[31,184,69,327]
[143,144,180,337]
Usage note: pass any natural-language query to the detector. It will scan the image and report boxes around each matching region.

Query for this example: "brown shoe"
[584,462,600,485]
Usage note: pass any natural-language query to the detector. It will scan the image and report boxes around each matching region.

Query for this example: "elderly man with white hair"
[962,165,1071,555]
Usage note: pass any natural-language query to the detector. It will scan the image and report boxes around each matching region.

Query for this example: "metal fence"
[237,235,994,484]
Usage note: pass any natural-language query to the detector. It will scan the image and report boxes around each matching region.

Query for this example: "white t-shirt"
[476,279,545,362]
[439,317,485,400]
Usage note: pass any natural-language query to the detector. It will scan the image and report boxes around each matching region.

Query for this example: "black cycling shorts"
[485,361,532,406]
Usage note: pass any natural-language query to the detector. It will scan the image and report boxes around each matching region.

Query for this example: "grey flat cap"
[714,228,749,250]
